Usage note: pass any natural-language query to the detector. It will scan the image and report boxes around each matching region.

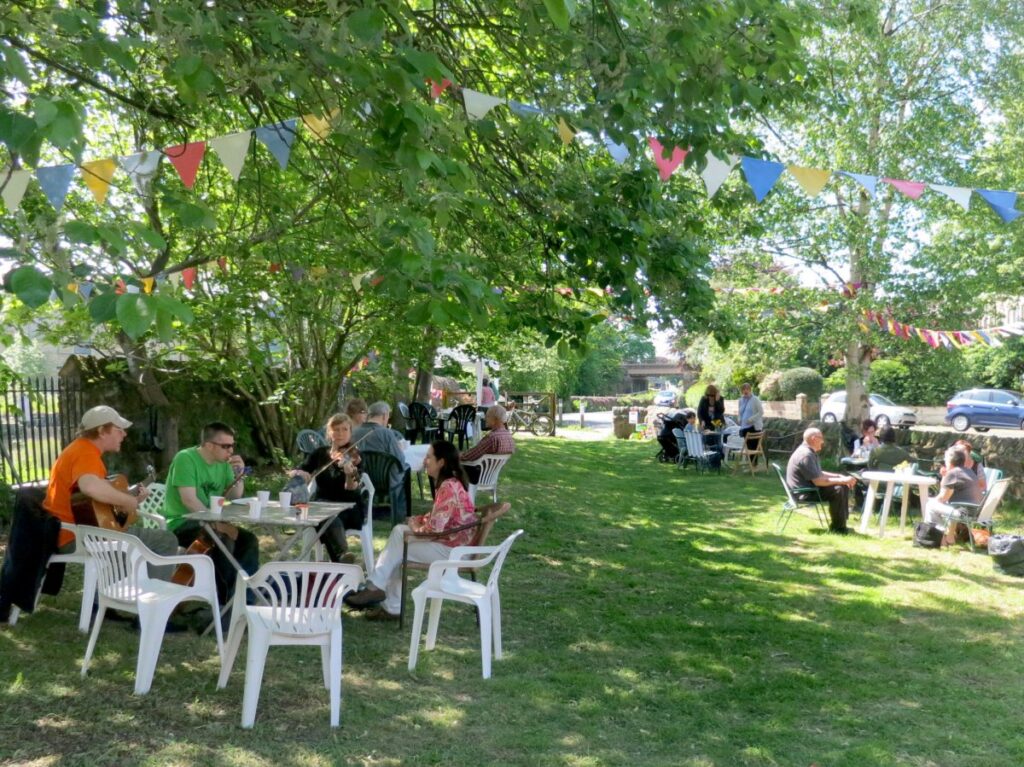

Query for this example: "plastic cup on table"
[256,490,270,510]
[279,491,292,514]
[209,495,224,515]
[246,498,262,520]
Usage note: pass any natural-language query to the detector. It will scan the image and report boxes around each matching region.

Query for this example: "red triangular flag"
[182,267,197,289]
[428,78,453,100]
[114,278,126,295]
[165,141,207,189]
[269,263,281,273]
[883,178,927,200]
[648,137,688,182]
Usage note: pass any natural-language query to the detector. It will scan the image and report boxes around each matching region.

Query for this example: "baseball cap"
[80,405,132,431]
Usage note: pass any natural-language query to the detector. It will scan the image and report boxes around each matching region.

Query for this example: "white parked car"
[653,389,677,407]
[819,391,917,429]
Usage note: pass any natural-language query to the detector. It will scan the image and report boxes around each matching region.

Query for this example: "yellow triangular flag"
[142,277,155,294]
[302,109,339,141]
[67,282,79,293]
[81,158,117,204]
[557,117,576,145]
[209,131,252,182]
[788,166,831,197]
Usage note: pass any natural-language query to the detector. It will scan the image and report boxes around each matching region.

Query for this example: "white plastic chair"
[135,483,168,529]
[348,474,376,576]
[408,529,524,679]
[682,430,719,474]
[8,521,97,634]
[78,526,223,695]
[463,454,511,504]
[217,562,363,728]
[307,474,376,576]
[941,478,1011,551]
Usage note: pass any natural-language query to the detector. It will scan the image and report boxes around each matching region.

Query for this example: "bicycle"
[506,402,553,436]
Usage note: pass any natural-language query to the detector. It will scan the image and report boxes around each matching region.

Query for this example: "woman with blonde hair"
[697,384,725,432]
[290,413,366,563]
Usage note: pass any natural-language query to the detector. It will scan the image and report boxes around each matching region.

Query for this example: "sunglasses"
[209,441,236,451]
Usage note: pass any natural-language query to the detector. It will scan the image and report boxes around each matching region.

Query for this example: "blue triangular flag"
[976,189,1022,223]
[79,281,94,299]
[36,164,76,211]
[840,171,879,198]
[509,100,543,118]
[254,119,298,169]
[740,157,785,202]
[604,135,629,165]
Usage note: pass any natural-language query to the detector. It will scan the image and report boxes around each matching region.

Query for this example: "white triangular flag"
[1,169,32,211]
[209,131,252,181]
[701,153,738,197]
[462,89,506,120]
[119,151,162,195]
[929,183,972,210]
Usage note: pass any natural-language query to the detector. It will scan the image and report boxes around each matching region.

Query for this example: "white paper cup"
[209,495,224,514]
[256,490,270,509]
[279,491,292,513]
[247,498,262,519]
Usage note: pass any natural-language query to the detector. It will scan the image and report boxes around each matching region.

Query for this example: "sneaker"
[344,586,386,608]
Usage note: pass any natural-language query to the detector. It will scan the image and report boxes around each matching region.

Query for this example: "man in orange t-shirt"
[43,406,176,562]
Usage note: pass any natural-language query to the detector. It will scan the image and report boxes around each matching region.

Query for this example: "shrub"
[685,382,705,408]
[868,359,911,402]
[759,371,783,401]
[824,367,846,391]
[778,367,824,402]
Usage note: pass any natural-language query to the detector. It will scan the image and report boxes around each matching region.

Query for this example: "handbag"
[913,522,943,549]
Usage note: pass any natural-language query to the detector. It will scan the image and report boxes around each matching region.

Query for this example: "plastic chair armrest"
[137,549,217,581]
[403,519,481,542]
[425,554,494,578]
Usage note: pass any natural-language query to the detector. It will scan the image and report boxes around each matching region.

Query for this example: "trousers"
[368,524,453,615]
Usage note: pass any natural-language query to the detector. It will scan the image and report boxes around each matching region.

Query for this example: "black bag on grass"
[988,535,1024,576]
[913,522,943,549]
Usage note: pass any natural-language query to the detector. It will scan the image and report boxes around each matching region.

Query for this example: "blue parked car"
[946,388,1024,432]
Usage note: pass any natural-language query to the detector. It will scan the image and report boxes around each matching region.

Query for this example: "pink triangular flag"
[165,141,207,189]
[883,178,926,200]
[647,137,688,182]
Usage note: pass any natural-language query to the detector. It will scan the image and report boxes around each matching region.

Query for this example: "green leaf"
[34,98,58,127]
[47,102,83,149]
[402,48,443,79]
[88,292,118,323]
[348,7,386,42]
[155,308,175,342]
[542,0,574,31]
[154,293,194,324]
[1,45,32,86]
[0,109,40,157]
[116,293,157,339]
[7,266,53,309]
[65,221,101,244]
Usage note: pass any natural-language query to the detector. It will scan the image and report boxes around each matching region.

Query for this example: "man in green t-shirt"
[163,422,259,601]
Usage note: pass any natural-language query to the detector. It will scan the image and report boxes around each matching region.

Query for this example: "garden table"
[857,471,937,538]
[186,500,352,632]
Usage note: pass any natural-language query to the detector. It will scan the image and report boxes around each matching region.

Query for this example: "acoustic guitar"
[71,465,156,531]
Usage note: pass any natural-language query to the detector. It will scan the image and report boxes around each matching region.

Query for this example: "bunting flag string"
[863,309,1023,349]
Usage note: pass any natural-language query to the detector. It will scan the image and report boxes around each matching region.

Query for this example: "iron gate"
[0,376,85,484]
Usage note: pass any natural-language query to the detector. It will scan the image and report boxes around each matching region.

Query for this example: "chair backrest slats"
[977,479,1010,525]
[485,529,524,590]
[248,563,362,634]
[671,428,687,456]
[472,454,511,488]
[80,527,143,601]
[772,463,798,505]
[683,430,706,458]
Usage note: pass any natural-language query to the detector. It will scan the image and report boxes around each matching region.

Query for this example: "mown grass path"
[2,439,1023,766]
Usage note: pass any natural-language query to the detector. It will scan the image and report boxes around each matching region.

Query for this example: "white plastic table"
[186,500,353,630]
[858,471,937,537]
[186,499,353,570]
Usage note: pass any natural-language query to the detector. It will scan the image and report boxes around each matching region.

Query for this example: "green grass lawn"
[3,438,1024,766]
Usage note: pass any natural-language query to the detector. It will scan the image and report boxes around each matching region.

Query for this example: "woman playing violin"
[290,413,366,563]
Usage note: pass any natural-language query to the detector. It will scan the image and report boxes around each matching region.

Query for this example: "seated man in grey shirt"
[925,446,983,527]
[786,427,858,534]
[354,401,410,520]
